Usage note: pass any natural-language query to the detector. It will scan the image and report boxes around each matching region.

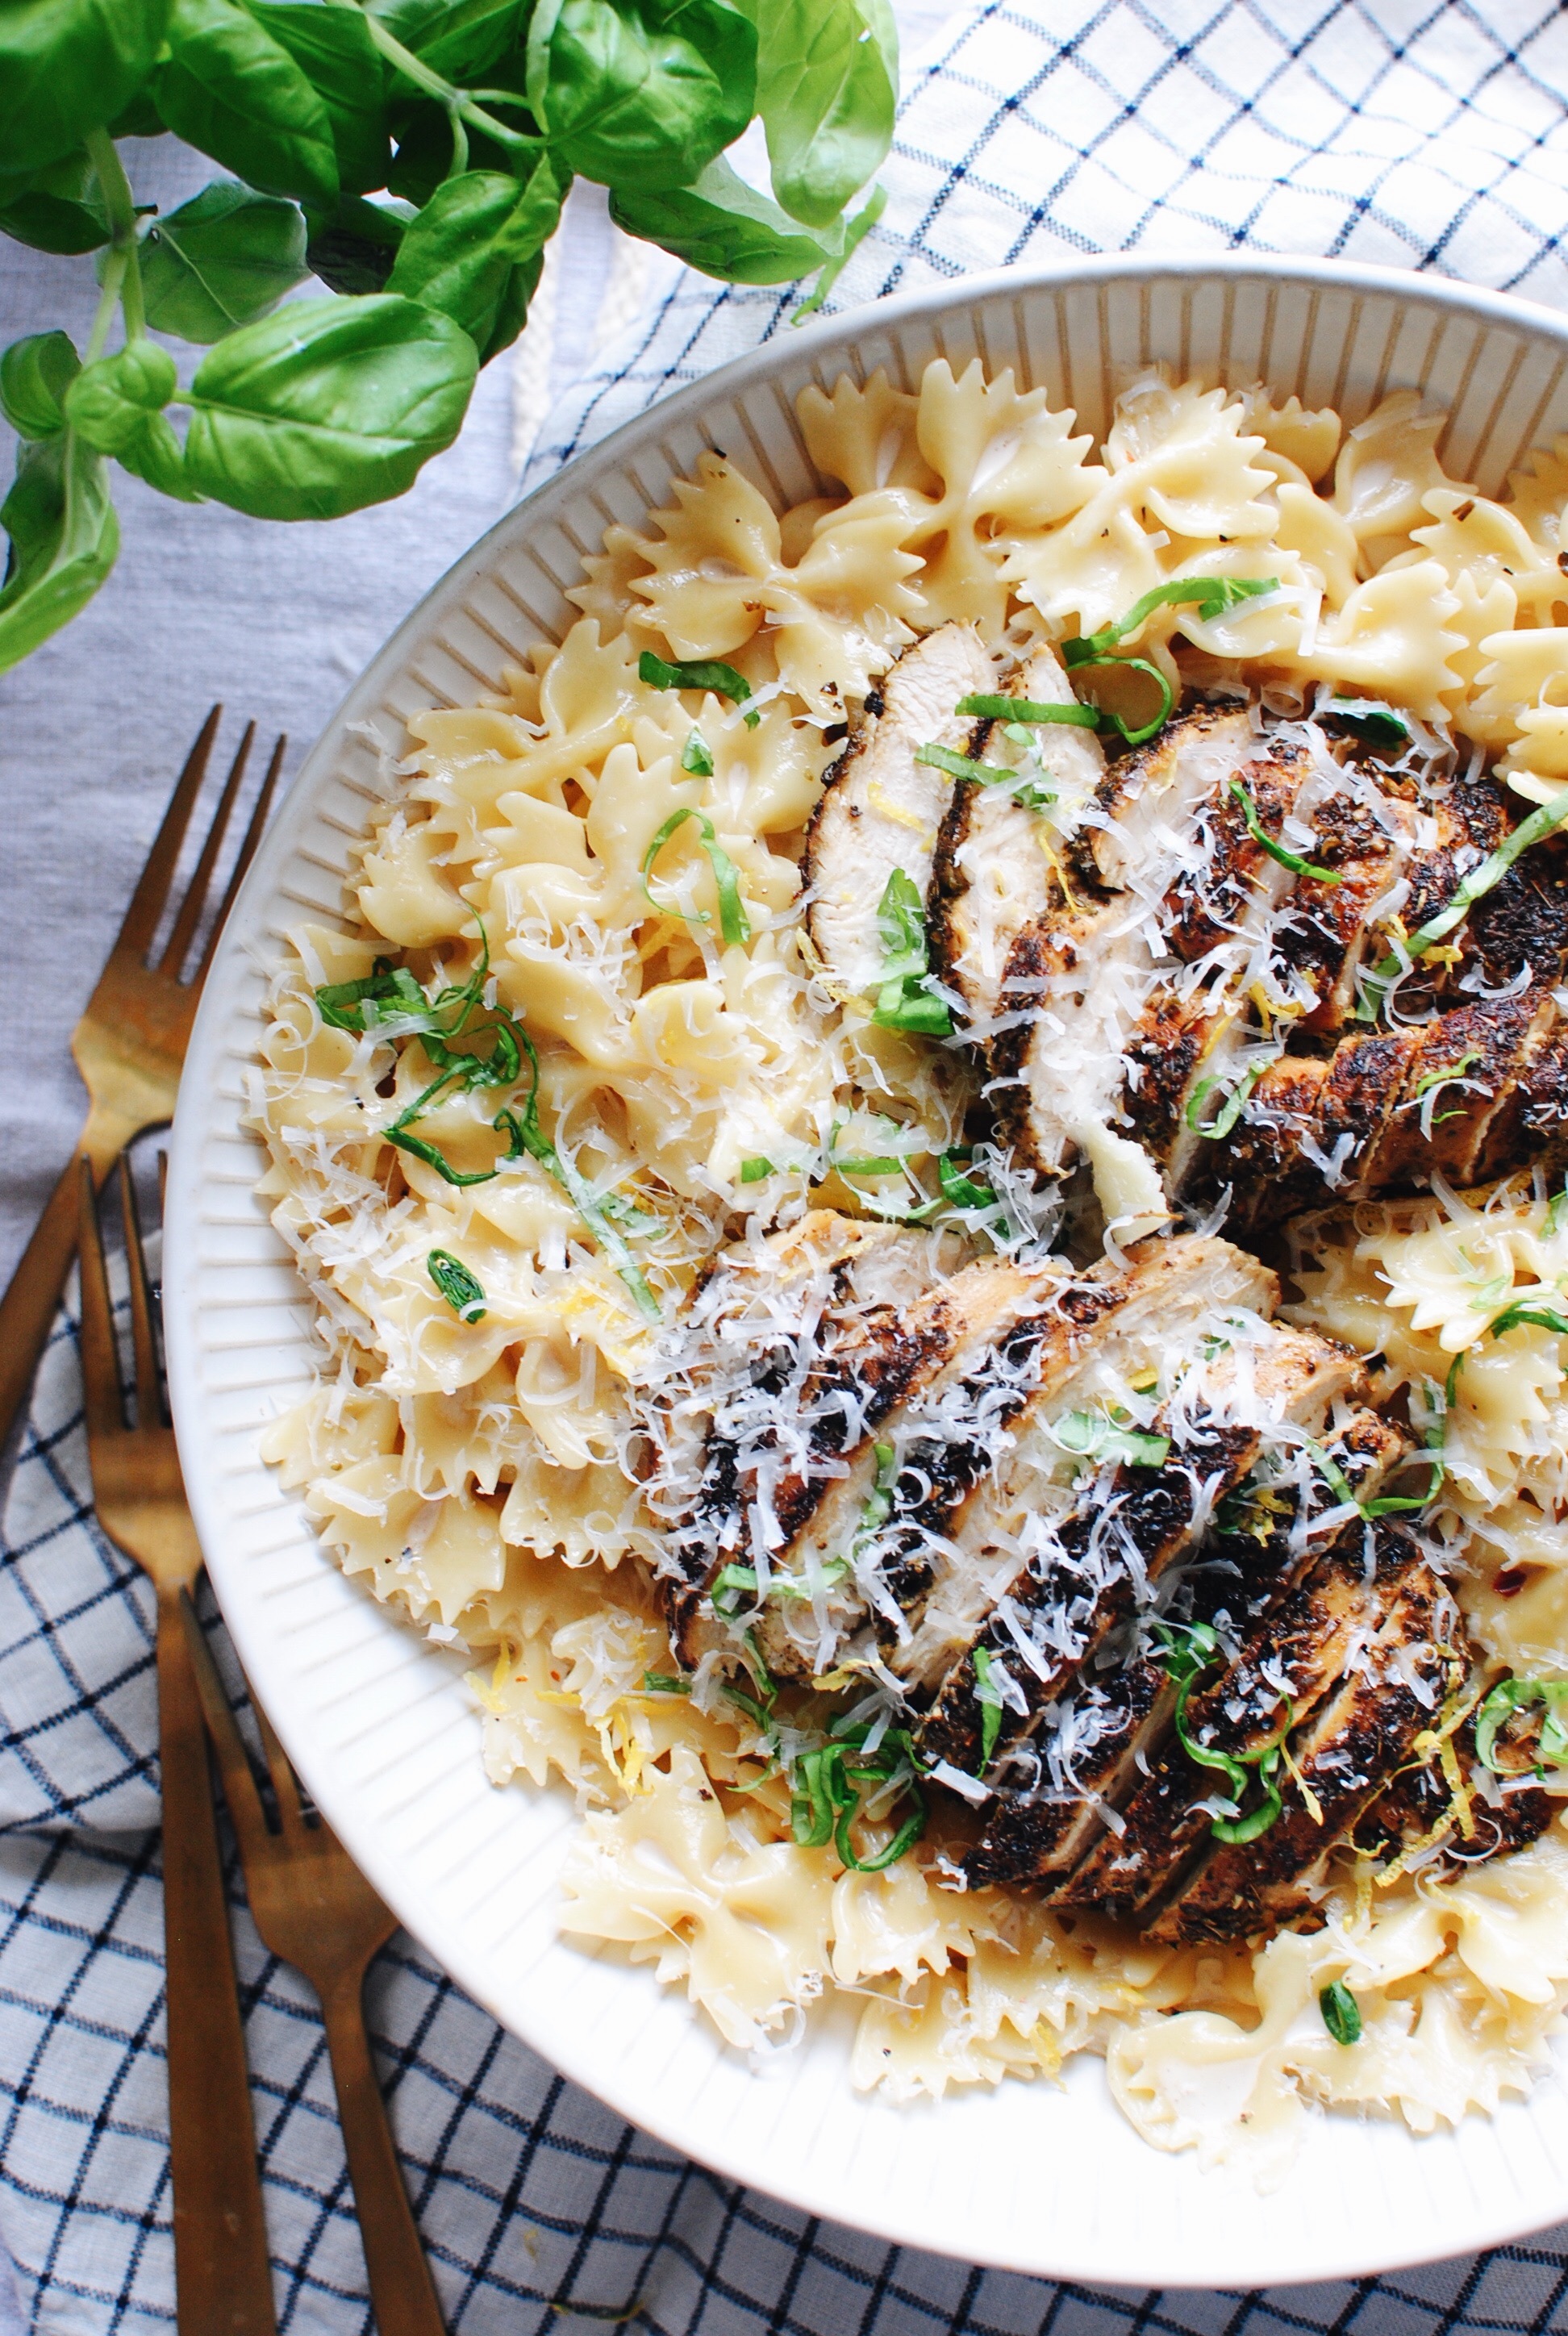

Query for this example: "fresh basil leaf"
[371,0,529,86]
[108,87,168,140]
[0,0,171,177]
[0,154,111,254]
[116,410,202,500]
[0,428,119,673]
[64,340,177,455]
[244,0,390,195]
[528,0,755,192]
[306,193,410,297]
[733,0,895,229]
[140,181,309,344]
[1,332,81,440]
[388,160,564,362]
[156,0,340,206]
[610,152,833,283]
[184,292,477,520]
[637,647,757,718]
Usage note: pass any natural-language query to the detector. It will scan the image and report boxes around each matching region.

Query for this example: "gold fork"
[78,1155,277,2335]
[182,1619,450,2336]
[0,711,283,1450]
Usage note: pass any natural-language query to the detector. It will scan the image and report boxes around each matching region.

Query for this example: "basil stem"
[641,806,752,945]
[638,647,759,726]
[1319,1979,1362,2045]
[427,1248,486,1322]
[1228,778,1340,884]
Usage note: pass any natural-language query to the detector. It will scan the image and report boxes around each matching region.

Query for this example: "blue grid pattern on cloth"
[11,0,1568,2326]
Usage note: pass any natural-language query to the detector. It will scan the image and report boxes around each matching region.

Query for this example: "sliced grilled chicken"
[744,1257,1065,1679]
[1145,1559,1453,1942]
[805,622,993,997]
[965,1406,1414,1892]
[1350,1704,1556,1871]
[880,1233,1278,1691]
[1057,1523,1427,1923]
[928,643,1103,1034]
[915,1324,1371,1812]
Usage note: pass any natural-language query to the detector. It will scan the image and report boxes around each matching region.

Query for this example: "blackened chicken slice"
[805,622,993,998]
[1057,1520,1426,1922]
[878,1233,1278,1692]
[1207,1025,1423,1228]
[1350,1704,1556,1873]
[969,1405,1412,1892]
[914,1320,1366,1771]
[1145,1560,1453,1943]
[744,1258,1065,1680]
[928,643,1103,1037]
[1363,987,1562,1189]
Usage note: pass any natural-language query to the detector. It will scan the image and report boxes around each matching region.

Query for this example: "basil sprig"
[1154,1620,1291,1845]
[427,1249,486,1322]
[790,1725,926,1873]
[1475,1675,1568,1775]
[869,867,950,1036]
[1357,787,1568,1020]
[638,649,759,727]
[0,0,900,671]
[641,807,752,945]
[1228,778,1340,885]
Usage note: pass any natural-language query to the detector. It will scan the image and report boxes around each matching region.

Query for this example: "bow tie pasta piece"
[1333,390,1462,569]
[1470,628,1568,780]
[615,450,924,710]
[1504,436,1568,547]
[558,1742,837,2050]
[303,1458,508,1629]
[1295,560,1466,720]
[796,367,941,498]
[1234,389,1342,485]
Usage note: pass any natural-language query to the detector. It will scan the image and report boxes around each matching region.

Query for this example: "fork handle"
[0,1120,134,1451]
[320,1967,448,2336]
[158,1586,278,2334]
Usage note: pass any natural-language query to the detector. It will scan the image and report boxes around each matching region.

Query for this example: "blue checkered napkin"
[527,0,1568,489]
[12,2,1568,2327]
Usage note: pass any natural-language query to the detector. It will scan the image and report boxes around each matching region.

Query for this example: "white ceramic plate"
[165,253,1568,2290]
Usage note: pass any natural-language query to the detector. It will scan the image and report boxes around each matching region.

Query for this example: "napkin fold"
[10,2,1568,2328]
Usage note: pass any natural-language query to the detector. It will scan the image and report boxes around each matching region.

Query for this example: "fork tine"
[115,706,223,960]
[158,720,253,978]
[253,1700,308,1839]
[76,1158,124,1445]
[198,732,284,980]
[118,1157,161,1430]
[179,1594,277,1867]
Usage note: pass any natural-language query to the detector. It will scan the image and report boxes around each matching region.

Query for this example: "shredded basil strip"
[711,1558,849,1612]
[641,807,752,946]
[955,691,1100,729]
[1328,699,1410,749]
[494,1028,661,1324]
[739,1157,774,1183]
[1303,1436,1443,1520]
[1545,1181,1568,1238]
[938,1151,994,1208]
[1411,1047,1482,1101]
[1061,577,1281,665]
[1154,1621,1289,1844]
[638,649,759,727]
[1228,778,1341,885]
[972,1646,1004,1770]
[427,1249,486,1323]
[1057,1410,1171,1469]
[680,728,714,777]
[915,740,1054,808]
[1362,787,1568,1008]
[642,1672,690,1696]
[1475,1675,1568,1774]
[869,867,951,1036]
[1071,653,1174,749]
[789,1726,926,1873]
[1320,1979,1363,2046]
[1489,1299,1568,1341]
[1185,1057,1270,1140]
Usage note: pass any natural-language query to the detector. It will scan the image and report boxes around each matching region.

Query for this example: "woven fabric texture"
[10,0,1568,2327]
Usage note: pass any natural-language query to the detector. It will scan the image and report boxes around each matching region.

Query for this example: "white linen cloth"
[6,2,1568,2327]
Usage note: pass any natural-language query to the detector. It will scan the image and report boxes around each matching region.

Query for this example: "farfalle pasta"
[254,353,1568,2177]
